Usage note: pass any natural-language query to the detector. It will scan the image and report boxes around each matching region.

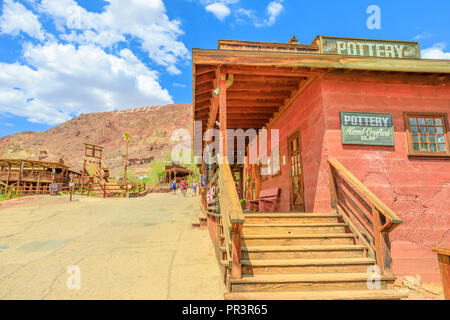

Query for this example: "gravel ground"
[0,193,225,300]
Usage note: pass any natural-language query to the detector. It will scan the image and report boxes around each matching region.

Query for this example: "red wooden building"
[193,36,450,299]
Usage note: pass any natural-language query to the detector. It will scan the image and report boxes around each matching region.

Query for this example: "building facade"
[193,36,450,283]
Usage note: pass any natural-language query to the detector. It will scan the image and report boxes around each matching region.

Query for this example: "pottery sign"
[340,112,395,146]
[317,36,420,59]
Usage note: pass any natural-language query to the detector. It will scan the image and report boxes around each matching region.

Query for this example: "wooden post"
[372,207,387,275]
[230,222,243,279]
[5,164,11,198]
[219,72,228,164]
[103,183,106,198]
[18,161,24,188]
[328,165,338,214]
[433,248,450,300]
[37,172,41,194]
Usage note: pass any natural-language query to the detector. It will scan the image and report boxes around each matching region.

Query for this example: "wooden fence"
[1,182,147,200]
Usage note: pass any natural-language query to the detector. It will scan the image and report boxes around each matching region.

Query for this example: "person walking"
[192,181,198,197]
[172,180,177,194]
[181,180,188,197]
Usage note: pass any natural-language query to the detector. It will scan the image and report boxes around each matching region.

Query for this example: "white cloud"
[422,43,450,60]
[0,42,173,125]
[266,1,283,25]
[235,1,283,28]
[0,0,193,126]
[38,0,189,74]
[205,3,231,21]
[0,0,45,40]
[255,1,283,27]
[414,32,432,40]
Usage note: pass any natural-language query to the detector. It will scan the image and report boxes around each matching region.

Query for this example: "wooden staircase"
[223,213,406,300]
[203,159,407,300]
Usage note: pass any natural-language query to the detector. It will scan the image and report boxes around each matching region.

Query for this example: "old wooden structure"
[193,35,450,299]
[164,162,193,183]
[81,143,147,198]
[0,158,79,198]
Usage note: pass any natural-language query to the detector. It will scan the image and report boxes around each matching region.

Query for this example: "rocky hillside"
[0,104,192,176]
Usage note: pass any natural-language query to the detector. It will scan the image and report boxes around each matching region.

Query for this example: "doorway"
[288,132,305,212]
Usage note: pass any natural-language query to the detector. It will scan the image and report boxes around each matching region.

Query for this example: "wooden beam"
[227,91,291,100]
[227,124,265,129]
[196,91,213,101]
[195,65,217,75]
[232,74,305,82]
[228,84,298,91]
[195,100,210,109]
[195,82,215,94]
[206,67,220,132]
[219,72,227,161]
[193,49,450,74]
[196,71,216,84]
[227,107,279,113]
[227,113,273,120]
[227,100,284,107]
[223,66,318,77]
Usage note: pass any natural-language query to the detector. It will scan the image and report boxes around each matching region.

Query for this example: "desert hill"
[0,104,192,176]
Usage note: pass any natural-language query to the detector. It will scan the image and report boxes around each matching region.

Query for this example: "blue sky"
[0,0,449,137]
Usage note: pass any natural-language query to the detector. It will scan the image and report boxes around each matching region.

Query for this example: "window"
[404,113,450,157]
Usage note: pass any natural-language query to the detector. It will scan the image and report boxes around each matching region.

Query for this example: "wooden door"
[288,133,305,212]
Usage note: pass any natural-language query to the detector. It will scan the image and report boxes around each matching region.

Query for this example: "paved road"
[0,193,225,299]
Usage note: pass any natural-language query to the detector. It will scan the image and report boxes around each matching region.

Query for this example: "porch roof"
[0,159,69,170]
[193,46,450,139]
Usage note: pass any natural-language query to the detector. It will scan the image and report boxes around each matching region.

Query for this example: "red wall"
[262,73,450,282]
[265,78,329,213]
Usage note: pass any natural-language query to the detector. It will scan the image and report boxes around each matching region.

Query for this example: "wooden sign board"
[340,112,395,146]
[49,183,61,192]
[314,36,420,59]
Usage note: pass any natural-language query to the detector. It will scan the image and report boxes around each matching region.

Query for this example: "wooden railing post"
[372,206,394,275]
[433,248,450,300]
[328,165,338,214]
[230,221,243,279]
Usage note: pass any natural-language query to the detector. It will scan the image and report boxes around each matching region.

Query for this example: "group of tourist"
[169,180,198,197]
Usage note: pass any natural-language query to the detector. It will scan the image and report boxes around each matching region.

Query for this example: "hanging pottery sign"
[340,112,395,146]
[314,36,420,59]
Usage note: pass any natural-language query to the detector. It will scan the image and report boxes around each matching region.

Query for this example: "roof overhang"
[193,49,450,74]
[0,159,69,169]
[193,48,450,149]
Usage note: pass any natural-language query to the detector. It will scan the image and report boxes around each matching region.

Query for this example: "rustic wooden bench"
[248,188,280,212]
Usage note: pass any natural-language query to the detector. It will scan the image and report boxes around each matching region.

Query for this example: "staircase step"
[243,223,347,235]
[241,234,355,246]
[229,273,396,292]
[244,213,341,224]
[242,258,375,275]
[241,245,366,259]
[224,289,407,300]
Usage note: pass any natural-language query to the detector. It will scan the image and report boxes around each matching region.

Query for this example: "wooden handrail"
[211,163,245,280]
[218,164,245,224]
[328,158,402,225]
[328,158,403,276]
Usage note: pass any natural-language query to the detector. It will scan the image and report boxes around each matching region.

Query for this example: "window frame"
[403,112,450,158]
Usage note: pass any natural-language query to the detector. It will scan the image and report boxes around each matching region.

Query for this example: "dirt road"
[0,193,225,300]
